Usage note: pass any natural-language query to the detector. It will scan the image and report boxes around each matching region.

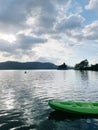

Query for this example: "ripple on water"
[0,70,98,130]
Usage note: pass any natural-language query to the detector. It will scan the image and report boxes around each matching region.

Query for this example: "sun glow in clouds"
[0,33,16,43]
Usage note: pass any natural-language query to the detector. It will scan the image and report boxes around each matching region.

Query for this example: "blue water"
[0,70,98,129]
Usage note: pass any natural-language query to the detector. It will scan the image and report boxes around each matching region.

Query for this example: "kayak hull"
[48,100,98,114]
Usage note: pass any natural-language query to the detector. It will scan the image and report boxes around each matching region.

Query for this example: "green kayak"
[48,100,98,114]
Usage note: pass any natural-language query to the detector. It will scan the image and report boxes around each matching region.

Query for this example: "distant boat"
[48,100,98,114]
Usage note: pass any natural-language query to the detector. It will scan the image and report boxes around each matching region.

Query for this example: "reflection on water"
[0,70,98,129]
[39,111,98,130]
[38,118,98,130]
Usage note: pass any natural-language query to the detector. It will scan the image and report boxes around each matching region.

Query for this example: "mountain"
[0,61,57,70]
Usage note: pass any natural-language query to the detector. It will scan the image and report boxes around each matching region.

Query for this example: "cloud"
[1,0,98,64]
[52,0,71,5]
[0,0,54,32]
[33,39,75,64]
[31,0,71,36]
[0,0,31,32]
[0,33,48,61]
[0,39,19,60]
[0,40,14,53]
[0,0,83,38]
[0,0,56,33]
[66,20,98,43]
[55,14,84,32]
[83,21,98,41]
[16,34,47,50]
[85,0,98,10]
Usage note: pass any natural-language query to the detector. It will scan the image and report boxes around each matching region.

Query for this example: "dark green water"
[0,70,98,130]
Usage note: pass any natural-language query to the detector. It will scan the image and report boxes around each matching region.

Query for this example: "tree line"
[57,59,98,71]
[75,59,98,71]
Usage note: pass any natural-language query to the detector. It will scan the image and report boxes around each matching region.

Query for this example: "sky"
[0,0,98,66]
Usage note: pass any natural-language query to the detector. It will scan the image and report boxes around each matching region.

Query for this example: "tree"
[75,59,89,70]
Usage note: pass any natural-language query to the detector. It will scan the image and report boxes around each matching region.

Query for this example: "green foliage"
[75,59,89,70]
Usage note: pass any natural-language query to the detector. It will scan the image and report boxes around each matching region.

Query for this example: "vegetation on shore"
[74,59,98,71]
[57,59,98,71]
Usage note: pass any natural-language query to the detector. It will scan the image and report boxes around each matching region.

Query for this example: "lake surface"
[0,70,98,130]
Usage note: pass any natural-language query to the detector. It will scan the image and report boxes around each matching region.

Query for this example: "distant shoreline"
[0,61,57,70]
[0,60,98,71]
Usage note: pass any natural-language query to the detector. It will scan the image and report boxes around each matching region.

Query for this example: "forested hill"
[0,61,57,69]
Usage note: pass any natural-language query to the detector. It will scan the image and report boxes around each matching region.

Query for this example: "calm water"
[0,70,98,130]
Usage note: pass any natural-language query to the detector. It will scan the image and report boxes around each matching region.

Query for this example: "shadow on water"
[49,110,98,121]
[38,110,98,130]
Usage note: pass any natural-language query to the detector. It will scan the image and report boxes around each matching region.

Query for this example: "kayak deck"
[48,100,98,114]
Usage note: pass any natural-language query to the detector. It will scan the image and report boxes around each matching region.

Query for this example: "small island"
[57,63,67,70]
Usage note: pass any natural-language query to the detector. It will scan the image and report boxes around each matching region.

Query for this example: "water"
[0,70,98,129]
